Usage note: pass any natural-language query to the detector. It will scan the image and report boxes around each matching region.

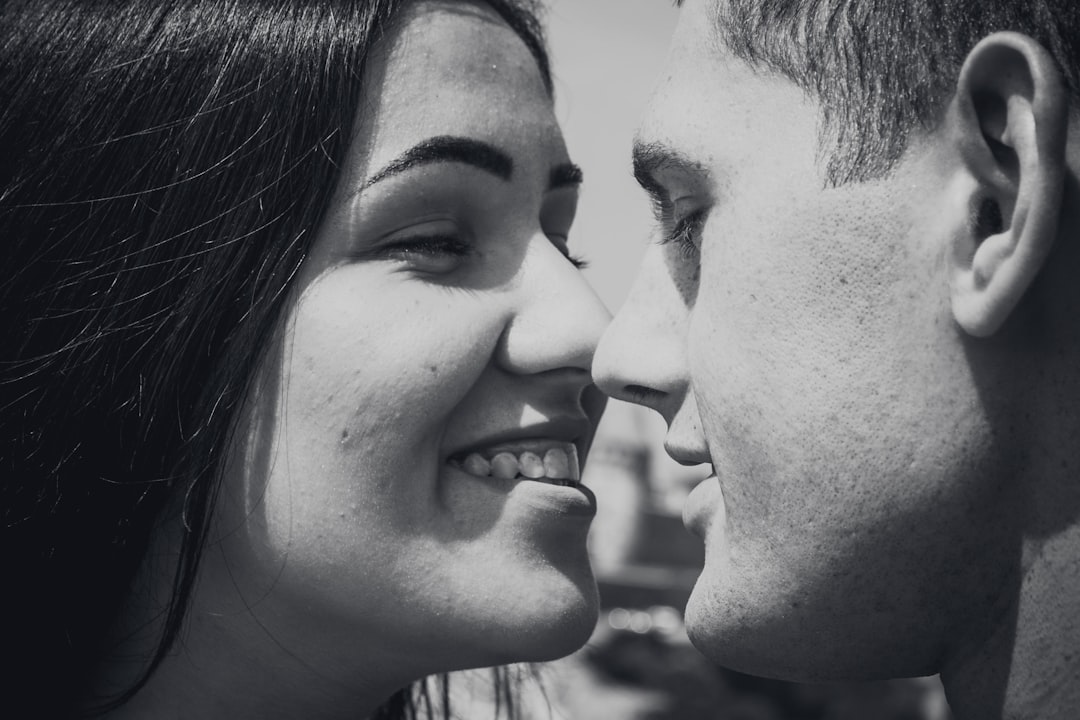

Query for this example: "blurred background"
[452,2,954,718]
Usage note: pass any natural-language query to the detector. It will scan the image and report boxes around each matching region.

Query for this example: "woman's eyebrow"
[363,135,513,188]
[549,162,583,190]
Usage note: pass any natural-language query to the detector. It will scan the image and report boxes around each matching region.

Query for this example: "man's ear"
[947,32,1068,337]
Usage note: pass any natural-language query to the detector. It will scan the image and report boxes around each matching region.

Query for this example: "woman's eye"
[545,232,588,269]
[376,234,472,274]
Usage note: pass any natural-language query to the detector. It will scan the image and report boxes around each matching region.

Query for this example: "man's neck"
[944,519,1080,719]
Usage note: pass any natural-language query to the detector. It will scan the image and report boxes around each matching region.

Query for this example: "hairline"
[704,0,1080,187]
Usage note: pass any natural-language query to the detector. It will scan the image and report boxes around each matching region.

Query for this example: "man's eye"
[658,208,707,260]
[377,235,472,274]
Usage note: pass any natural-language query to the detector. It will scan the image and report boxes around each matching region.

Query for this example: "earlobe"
[947,32,1068,337]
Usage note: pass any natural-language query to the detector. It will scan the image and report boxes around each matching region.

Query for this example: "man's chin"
[682,575,746,670]
[683,598,824,682]
[684,580,940,683]
[684,573,830,681]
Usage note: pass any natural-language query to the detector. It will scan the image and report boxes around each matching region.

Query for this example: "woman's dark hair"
[0,0,550,717]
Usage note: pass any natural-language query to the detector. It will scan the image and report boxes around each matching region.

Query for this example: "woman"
[0,0,609,717]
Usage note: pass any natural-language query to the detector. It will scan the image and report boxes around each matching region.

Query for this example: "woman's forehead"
[346,0,559,194]
[380,1,546,100]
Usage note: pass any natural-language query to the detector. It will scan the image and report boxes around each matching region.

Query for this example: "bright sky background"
[543,2,704,489]
[545,0,681,311]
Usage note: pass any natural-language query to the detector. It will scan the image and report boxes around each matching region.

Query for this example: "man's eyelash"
[659,208,706,258]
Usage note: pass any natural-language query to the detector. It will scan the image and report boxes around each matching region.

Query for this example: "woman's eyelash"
[546,234,588,270]
[382,235,471,257]
[566,254,588,270]
[659,208,706,258]
[379,234,588,270]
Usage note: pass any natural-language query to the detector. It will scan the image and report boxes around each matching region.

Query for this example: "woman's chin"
[465,579,599,666]
[520,595,599,661]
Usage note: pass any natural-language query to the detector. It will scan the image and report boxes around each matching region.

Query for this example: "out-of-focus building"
[584,400,706,610]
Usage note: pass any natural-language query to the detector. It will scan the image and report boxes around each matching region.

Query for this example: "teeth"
[543,447,571,479]
[562,446,582,482]
[519,451,545,479]
[456,445,580,483]
[490,452,520,480]
[463,454,491,476]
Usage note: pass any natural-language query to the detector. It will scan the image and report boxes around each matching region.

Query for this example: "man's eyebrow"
[549,162,583,190]
[364,136,513,188]
[632,139,691,199]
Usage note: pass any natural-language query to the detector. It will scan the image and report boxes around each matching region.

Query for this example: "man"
[592,1,1080,718]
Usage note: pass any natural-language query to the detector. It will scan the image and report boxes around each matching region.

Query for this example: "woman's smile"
[208,0,610,690]
[446,416,587,480]
[3,0,609,716]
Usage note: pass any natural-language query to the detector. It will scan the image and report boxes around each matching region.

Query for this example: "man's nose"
[593,244,690,424]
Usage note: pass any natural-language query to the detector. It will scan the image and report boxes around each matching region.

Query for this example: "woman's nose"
[494,238,611,377]
[592,243,690,423]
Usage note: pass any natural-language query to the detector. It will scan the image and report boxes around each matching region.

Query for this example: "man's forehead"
[638,20,797,137]
[633,19,824,203]
[668,0,725,54]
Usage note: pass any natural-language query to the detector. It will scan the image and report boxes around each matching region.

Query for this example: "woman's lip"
[444,463,597,517]
[683,473,722,539]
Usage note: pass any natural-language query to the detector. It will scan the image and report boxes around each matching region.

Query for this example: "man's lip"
[683,472,721,539]
[444,416,594,461]
[663,442,711,467]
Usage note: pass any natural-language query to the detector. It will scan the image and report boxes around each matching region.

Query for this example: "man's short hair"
[707,0,1080,184]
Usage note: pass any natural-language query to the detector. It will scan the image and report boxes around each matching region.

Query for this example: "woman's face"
[212,0,609,685]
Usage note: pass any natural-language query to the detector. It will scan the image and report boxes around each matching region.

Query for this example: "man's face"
[594,0,1023,681]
